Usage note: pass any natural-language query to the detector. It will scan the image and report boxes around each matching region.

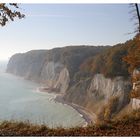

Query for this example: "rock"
[64,74,131,115]
[6,44,132,118]
[7,45,106,94]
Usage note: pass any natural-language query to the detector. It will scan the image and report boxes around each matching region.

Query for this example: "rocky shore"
[55,95,97,126]
[39,87,96,126]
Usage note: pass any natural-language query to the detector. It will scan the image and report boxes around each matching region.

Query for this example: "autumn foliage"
[123,34,140,98]
[123,35,140,73]
[0,110,140,136]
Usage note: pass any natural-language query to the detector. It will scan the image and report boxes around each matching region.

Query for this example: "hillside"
[64,40,136,119]
[0,110,140,136]
[6,39,137,121]
[7,45,108,91]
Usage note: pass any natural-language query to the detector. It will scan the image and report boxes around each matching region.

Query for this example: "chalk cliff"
[7,46,106,94]
[64,74,131,116]
[7,42,134,119]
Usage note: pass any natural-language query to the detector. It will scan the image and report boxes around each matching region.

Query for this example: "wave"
[34,87,57,101]
[79,114,83,118]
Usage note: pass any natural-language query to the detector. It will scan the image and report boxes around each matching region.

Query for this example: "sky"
[0,4,138,60]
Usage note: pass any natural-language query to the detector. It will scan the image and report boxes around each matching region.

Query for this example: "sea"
[0,61,86,128]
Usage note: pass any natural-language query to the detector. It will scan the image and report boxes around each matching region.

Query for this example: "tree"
[123,4,140,98]
[129,3,140,35]
[0,3,25,26]
[123,36,140,73]
[123,4,140,73]
[135,3,140,33]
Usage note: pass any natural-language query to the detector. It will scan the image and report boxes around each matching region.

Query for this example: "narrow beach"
[54,94,97,126]
[39,87,96,126]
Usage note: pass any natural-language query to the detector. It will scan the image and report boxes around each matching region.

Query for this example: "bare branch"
[135,3,140,33]
[128,3,140,35]
[0,3,25,26]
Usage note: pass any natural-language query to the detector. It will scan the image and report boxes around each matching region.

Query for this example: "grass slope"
[0,110,140,136]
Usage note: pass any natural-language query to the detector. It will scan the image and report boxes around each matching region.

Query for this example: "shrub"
[97,96,120,122]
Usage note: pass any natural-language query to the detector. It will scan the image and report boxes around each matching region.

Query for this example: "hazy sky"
[0,4,137,60]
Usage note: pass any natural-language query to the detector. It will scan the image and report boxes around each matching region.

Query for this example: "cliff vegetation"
[0,109,140,136]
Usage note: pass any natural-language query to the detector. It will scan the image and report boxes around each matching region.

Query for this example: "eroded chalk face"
[54,67,70,94]
[88,74,130,101]
[132,68,140,109]
[132,98,140,110]
[40,61,64,85]
[133,68,140,78]
[40,61,70,93]
[132,68,140,92]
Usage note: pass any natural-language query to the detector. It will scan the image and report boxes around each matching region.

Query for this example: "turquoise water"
[0,62,85,128]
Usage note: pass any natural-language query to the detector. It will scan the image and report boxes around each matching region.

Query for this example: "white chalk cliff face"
[40,61,63,87]
[54,67,70,94]
[40,61,70,93]
[88,74,130,101]
[64,74,131,115]
[88,74,130,111]
[131,68,140,110]
[132,98,140,109]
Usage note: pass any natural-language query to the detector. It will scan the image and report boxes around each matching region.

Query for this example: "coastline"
[38,87,96,127]
[39,87,96,126]
[55,95,97,127]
